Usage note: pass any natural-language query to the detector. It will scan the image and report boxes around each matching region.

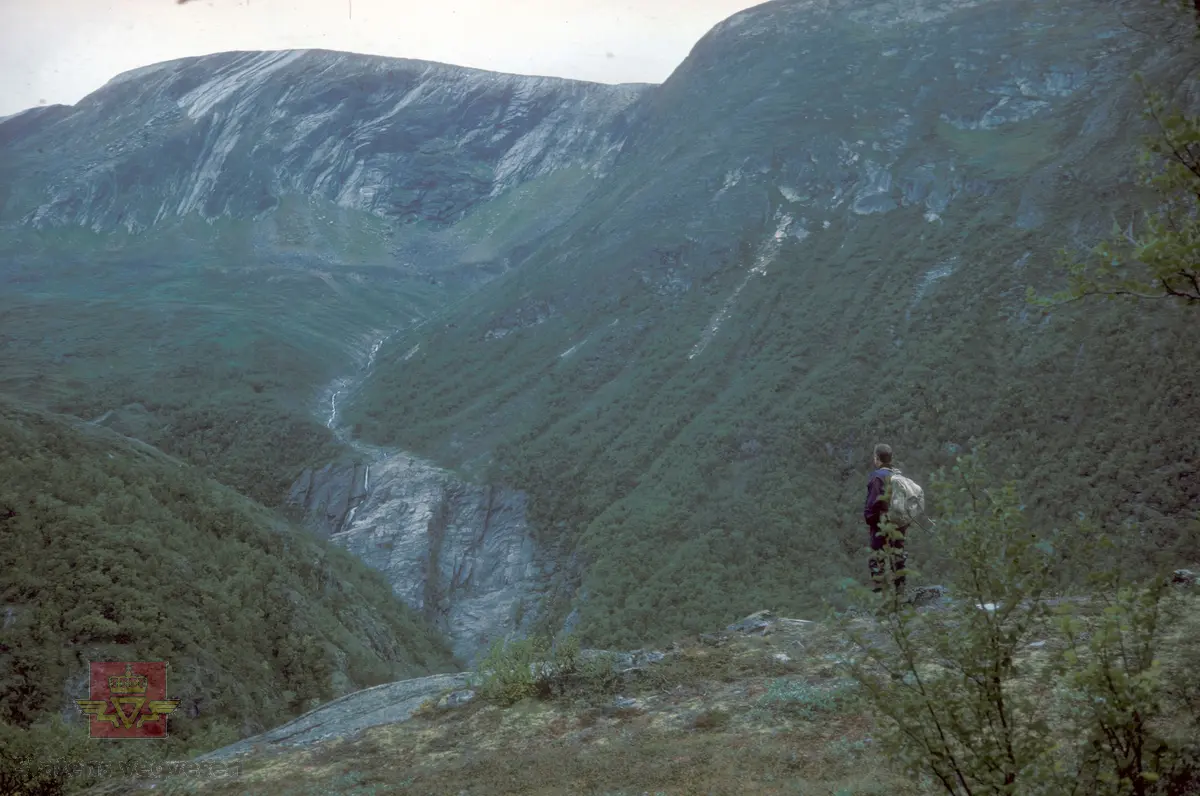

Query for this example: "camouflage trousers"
[869,523,908,594]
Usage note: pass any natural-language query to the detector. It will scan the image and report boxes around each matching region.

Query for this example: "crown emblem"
[107,664,148,695]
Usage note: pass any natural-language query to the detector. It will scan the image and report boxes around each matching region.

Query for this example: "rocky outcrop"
[286,458,370,539]
[1,49,647,233]
[194,609,815,764]
[287,452,552,665]
[196,671,473,761]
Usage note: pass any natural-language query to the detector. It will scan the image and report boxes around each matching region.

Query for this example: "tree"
[1032,3,1200,307]
[1033,93,1200,306]
[838,451,1060,794]
[837,451,1198,795]
[1049,570,1185,796]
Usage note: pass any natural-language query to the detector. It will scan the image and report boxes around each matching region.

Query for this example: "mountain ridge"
[1,48,648,236]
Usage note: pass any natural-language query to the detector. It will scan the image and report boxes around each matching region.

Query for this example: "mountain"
[1,49,644,234]
[341,0,1200,647]
[0,48,659,681]
[2,0,1198,685]
[0,397,458,789]
[0,50,647,509]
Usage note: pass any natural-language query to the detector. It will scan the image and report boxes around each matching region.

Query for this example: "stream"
[320,331,398,529]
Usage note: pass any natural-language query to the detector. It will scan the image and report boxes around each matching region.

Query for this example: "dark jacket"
[863,467,894,529]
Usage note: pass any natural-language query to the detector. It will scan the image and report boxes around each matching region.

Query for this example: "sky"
[0,0,763,117]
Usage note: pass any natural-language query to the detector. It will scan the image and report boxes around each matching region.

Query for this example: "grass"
[0,218,450,504]
[81,592,1200,795]
[755,677,860,721]
[449,166,599,247]
[123,618,917,796]
[215,725,902,796]
[934,118,1065,178]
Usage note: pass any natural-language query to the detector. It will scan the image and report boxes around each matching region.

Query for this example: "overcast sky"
[0,0,762,117]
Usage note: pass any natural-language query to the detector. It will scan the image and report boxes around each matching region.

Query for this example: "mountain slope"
[0,51,648,506]
[345,0,1200,647]
[0,397,458,788]
[1,49,645,233]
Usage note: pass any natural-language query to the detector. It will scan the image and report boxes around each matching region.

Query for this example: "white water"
[319,330,401,536]
[325,377,352,430]
[323,331,398,454]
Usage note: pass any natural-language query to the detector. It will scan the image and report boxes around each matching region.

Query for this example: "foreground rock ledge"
[196,672,473,761]
[197,609,817,762]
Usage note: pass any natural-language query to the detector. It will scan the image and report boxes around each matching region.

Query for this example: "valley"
[2,0,1199,791]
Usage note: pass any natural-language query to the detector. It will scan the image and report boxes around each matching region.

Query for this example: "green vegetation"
[130,617,913,796]
[350,187,1200,650]
[469,634,581,706]
[840,451,1200,795]
[934,119,1064,179]
[0,399,458,794]
[1032,1,1200,307]
[0,218,447,505]
[1035,90,1200,306]
[342,1,1200,652]
[448,166,601,250]
[756,677,859,721]
[4,1,1200,793]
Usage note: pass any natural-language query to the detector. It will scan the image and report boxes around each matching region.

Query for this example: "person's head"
[873,443,893,469]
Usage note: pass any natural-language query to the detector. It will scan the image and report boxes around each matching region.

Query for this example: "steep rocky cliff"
[277,328,559,665]
[286,452,554,665]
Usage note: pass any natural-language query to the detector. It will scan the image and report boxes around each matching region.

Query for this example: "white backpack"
[885,469,924,528]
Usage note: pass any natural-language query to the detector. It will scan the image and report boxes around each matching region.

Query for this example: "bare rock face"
[909,585,948,608]
[196,671,473,761]
[2,50,647,233]
[288,452,551,665]
[286,459,371,539]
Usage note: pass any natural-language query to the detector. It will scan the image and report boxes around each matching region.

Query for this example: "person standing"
[864,443,908,596]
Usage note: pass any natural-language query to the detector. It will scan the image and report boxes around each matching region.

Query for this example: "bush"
[757,677,858,720]
[556,651,625,703]
[839,449,1199,795]
[471,634,583,706]
[1048,572,1198,795]
[690,708,731,731]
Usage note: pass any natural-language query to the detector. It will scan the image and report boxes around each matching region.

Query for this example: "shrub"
[839,449,1198,795]
[840,449,1060,793]
[471,634,583,707]
[690,708,731,731]
[757,677,858,720]
[1048,571,1198,795]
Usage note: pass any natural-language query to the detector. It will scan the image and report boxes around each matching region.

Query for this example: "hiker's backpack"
[885,469,924,528]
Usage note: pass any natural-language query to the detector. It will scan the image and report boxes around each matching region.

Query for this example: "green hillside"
[0,398,459,792]
[0,209,448,506]
[344,1,1200,647]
